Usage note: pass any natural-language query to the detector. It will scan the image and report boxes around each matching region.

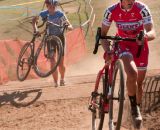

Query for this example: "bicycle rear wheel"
[34,35,63,77]
[92,75,107,130]
[16,42,32,81]
[109,59,125,130]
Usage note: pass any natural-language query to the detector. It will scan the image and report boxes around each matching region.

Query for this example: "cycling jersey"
[40,10,67,56]
[102,1,152,38]
[40,10,67,36]
[102,1,153,70]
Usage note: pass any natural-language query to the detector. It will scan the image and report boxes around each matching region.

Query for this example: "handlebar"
[93,27,144,58]
[34,20,68,37]
[46,21,69,28]
[37,20,68,29]
[37,20,46,28]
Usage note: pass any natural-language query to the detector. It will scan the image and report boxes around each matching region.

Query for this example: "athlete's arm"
[65,19,73,30]
[101,7,113,52]
[144,23,156,41]
[140,4,156,41]
[62,13,73,30]
[101,24,111,52]
[32,16,39,33]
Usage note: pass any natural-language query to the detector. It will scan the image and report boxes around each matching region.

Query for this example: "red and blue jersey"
[102,1,153,38]
[102,1,153,70]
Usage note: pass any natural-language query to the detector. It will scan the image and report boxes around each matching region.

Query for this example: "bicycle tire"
[16,42,33,81]
[92,75,106,130]
[109,59,125,130]
[34,35,63,77]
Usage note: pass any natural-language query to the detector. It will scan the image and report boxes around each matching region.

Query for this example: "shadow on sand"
[0,89,42,108]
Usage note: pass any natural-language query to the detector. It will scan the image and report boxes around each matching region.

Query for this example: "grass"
[0,0,159,39]
[0,0,159,62]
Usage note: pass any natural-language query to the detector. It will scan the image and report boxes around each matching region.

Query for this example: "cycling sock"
[129,95,137,107]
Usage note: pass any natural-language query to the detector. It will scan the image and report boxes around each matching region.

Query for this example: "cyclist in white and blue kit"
[32,0,73,87]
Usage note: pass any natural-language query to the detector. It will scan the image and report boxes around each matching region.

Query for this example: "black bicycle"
[17,21,67,81]
[88,27,144,130]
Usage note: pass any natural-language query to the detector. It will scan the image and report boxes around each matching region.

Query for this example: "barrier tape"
[0,0,43,8]
[0,27,86,84]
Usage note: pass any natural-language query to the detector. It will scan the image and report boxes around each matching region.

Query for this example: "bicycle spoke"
[109,60,125,130]
[16,43,32,81]
[34,35,62,77]
[91,75,110,130]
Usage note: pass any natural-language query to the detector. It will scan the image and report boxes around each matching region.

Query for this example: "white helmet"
[45,0,59,6]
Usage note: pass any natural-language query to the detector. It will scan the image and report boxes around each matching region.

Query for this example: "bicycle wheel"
[16,42,33,81]
[34,35,63,77]
[109,59,125,130]
[92,75,107,130]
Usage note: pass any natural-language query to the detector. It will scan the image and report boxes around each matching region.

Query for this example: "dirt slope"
[0,74,160,130]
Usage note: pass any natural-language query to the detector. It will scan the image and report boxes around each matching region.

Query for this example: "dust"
[66,48,104,77]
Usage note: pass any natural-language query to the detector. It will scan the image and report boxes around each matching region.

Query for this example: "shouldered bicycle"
[16,20,68,81]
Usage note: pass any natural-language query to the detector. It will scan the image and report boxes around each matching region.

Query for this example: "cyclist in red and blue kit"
[101,0,156,128]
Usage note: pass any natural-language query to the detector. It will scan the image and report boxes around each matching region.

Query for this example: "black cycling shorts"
[47,35,65,56]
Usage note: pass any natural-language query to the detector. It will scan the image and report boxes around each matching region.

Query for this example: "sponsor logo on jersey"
[116,20,143,30]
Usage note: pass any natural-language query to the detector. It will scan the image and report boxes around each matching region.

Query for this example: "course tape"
[0,6,39,21]
[0,0,43,8]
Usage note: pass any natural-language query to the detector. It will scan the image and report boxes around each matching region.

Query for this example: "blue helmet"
[45,0,59,6]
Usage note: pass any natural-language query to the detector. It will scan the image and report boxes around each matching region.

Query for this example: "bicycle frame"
[93,26,144,94]
[89,27,144,130]
[28,20,67,65]
[94,64,111,92]
[16,19,68,80]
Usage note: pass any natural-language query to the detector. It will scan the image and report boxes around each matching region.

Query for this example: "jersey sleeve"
[60,11,68,22]
[39,10,48,21]
[140,5,153,25]
[102,8,113,26]
[61,14,67,22]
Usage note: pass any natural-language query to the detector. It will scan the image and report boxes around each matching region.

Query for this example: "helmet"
[45,0,59,6]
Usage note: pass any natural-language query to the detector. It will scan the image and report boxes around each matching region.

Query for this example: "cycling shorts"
[47,35,65,56]
[117,41,149,70]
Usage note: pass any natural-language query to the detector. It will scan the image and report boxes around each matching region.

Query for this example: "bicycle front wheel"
[109,59,125,130]
[16,42,32,81]
[34,35,63,77]
[92,96,105,130]
[92,75,107,130]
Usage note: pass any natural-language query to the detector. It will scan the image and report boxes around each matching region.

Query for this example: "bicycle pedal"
[88,105,96,113]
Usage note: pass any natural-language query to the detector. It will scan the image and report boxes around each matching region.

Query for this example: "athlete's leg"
[58,35,66,86]
[121,53,142,128]
[136,69,147,105]
[59,56,65,81]
[121,53,138,96]
[50,56,58,87]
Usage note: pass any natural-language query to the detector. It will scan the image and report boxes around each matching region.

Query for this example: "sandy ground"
[0,0,160,129]
[0,71,159,130]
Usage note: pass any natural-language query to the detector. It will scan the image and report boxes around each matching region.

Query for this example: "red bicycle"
[88,27,144,130]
